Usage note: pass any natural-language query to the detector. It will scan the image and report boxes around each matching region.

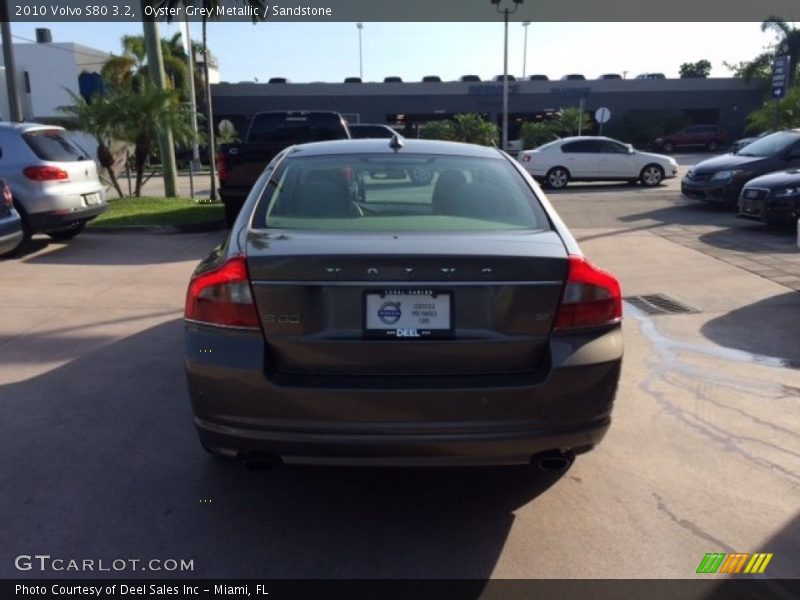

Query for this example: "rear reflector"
[185,256,261,329]
[23,166,69,181]
[554,255,622,330]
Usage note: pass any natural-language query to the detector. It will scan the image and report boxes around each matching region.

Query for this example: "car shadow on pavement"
[697,224,797,255]
[16,231,226,266]
[618,201,739,228]
[0,319,566,582]
[701,291,800,367]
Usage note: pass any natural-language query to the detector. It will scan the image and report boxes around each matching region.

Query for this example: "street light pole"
[522,22,530,79]
[357,23,363,80]
[492,0,523,152]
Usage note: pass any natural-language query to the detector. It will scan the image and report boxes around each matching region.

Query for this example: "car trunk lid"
[246,230,568,376]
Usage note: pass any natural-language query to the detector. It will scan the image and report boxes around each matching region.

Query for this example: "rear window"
[23,130,87,162]
[248,113,348,144]
[253,153,548,232]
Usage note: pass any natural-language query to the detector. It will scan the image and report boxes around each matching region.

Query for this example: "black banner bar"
[3,579,800,600]
[5,0,800,22]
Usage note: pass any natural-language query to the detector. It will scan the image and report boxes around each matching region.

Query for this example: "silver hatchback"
[0,123,106,243]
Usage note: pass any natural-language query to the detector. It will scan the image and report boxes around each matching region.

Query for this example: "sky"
[7,21,785,83]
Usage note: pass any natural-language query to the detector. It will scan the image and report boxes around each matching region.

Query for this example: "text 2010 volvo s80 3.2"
[184,138,623,470]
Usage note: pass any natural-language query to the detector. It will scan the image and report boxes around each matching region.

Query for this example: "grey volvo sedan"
[184,138,622,469]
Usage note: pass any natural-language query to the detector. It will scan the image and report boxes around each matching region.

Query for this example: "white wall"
[4,43,110,120]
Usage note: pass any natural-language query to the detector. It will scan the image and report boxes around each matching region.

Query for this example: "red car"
[655,125,726,152]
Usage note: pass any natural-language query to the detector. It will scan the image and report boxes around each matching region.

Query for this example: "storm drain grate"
[624,294,699,316]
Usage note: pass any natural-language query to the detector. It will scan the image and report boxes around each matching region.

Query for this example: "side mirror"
[627,145,635,154]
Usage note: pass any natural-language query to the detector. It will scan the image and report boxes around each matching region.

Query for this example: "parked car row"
[681,129,800,227]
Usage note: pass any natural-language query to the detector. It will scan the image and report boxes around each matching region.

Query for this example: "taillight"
[1,181,11,207]
[185,256,261,329]
[216,151,228,184]
[23,166,69,181]
[554,255,622,330]
[521,154,531,162]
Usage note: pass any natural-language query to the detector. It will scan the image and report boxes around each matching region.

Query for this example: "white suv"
[0,122,106,245]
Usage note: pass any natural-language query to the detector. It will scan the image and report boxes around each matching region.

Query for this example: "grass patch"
[89,196,224,228]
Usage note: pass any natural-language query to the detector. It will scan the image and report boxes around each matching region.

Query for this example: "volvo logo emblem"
[377,302,402,325]
[404,268,414,276]
[481,268,493,276]
[367,268,379,276]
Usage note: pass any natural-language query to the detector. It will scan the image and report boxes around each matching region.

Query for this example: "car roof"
[553,136,620,143]
[285,138,503,158]
[0,122,65,133]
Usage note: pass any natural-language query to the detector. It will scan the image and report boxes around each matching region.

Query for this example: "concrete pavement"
[0,192,798,581]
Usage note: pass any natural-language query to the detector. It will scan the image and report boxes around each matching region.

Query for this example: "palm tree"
[101,34,148,90]
[113,83,197,196]
[102,34,188,96]
[761,17,800,86]
[58,91,125,198]
[155,0,268,200]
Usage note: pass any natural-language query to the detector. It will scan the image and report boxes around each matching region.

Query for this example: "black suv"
[217,111,351,225]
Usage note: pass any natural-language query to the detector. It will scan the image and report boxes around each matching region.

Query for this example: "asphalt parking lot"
[1,175,799,582]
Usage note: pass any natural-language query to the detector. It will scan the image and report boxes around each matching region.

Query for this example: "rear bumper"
[28,203,106,232]
[196,415,610,466]
[185,323,622,466]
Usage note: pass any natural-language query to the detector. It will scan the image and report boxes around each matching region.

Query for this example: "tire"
[662,141,675,153]
[545,167,570,190]
[408,166,434,185]
[706,140,719,152]
[639,164,664,187]
[46,221,86,241]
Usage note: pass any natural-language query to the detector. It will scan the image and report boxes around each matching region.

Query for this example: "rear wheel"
[545,167,569,189]
[639,164,664,187]
[46,221,86,241]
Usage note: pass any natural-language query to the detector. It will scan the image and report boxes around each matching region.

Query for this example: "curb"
[86,220,227,234]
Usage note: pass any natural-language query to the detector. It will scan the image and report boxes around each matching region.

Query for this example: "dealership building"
[211,77,766,143]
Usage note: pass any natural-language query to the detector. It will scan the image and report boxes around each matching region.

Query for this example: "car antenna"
[389,133,404,152]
